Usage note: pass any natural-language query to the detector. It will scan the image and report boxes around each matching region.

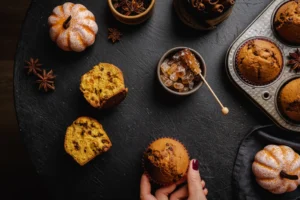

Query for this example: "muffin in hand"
[80,63,128,109]
[143,138,190,185]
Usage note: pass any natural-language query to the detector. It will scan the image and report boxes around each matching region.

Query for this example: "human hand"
[140,159,208,200]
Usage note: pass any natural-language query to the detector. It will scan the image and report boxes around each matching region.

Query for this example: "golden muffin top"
[275,1,300,30]
[236,39,283,85]
[144,138,189,185]
[279,78,300,122]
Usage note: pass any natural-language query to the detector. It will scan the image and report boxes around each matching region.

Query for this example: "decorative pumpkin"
[48,2,98,52]
[252,145,300,194]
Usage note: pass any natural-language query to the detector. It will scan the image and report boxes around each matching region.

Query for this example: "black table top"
[14,0,273,199]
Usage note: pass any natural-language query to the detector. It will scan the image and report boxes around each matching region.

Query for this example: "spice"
[24,58,42,75]
[113,0,127,9]
[113,0,146,16]
[36,69,56,92]
[288,49,300,73]
[108,28,122,43]
[188,0,235,14]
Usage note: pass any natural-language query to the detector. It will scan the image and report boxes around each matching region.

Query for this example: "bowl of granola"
[157,47,207,96]
[108,0,156,25]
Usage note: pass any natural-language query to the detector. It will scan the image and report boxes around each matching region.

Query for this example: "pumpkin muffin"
[278,78,300,123]
[236,39,283,85]
[143,138,189,185]
[80,63,128,109]
[65,117,112,166]
[274,0,300,45]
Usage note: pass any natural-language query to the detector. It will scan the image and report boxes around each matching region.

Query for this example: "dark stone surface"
[14,0,273,199]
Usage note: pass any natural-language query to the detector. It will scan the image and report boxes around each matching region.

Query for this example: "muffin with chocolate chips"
[80,63,128,109]
[278,78,300,123]
[143,138,189,185]
[64,117,112,166]
[274,0,300,45]
[236,38,283,85]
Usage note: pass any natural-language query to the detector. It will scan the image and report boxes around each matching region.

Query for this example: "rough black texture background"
[14,0,273,199]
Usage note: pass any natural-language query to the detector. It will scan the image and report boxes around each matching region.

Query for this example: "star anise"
[288,49,300,73]
[122,0,146,16]
[113,0,127,9]
[108,28,122,43]
[36,69,56,92]
[24,58,42,75]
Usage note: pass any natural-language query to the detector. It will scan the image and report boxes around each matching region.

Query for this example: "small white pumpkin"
[252,145,300,194]
[48,2,98,52]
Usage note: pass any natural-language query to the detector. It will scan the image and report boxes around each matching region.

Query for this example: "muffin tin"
[226,0,300,132]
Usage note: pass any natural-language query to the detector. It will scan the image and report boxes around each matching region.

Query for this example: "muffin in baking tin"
[277,78,300,124]
[273,0,300,45]
[235,38,283,86]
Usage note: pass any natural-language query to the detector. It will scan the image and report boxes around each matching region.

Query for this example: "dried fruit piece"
[174,82,184,90]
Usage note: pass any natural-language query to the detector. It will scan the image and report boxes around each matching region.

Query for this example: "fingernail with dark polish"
[192,159,199,170]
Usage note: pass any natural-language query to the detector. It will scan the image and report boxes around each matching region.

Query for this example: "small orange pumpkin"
[48,2,98,52]
[252,145,300,194]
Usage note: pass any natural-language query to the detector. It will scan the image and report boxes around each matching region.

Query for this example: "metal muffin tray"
[226,0,300,132]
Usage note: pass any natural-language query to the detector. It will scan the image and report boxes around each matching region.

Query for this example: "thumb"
[187,159,206,200]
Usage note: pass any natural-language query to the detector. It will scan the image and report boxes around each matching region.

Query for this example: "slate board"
[14,0,273,199]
